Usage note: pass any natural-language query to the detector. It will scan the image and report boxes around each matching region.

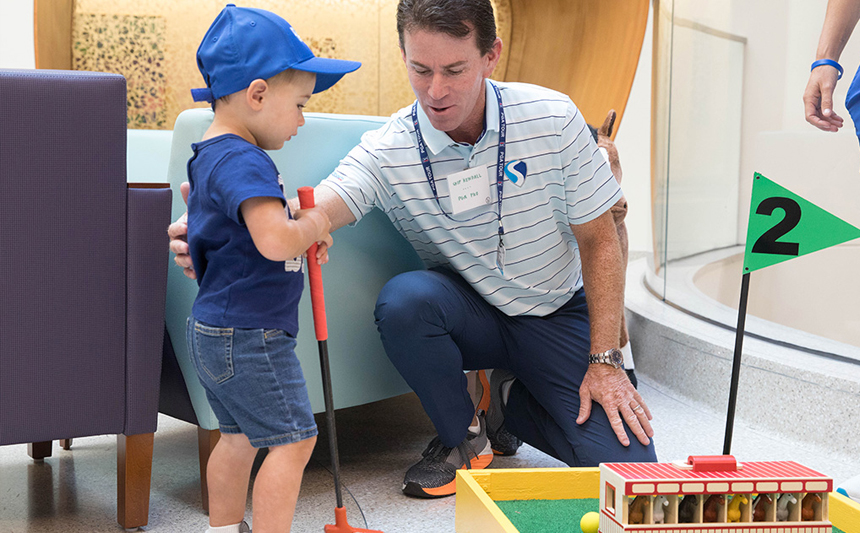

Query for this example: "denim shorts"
[186,317,318,448]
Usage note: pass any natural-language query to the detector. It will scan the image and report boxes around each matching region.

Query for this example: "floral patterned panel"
[73,14,168,129]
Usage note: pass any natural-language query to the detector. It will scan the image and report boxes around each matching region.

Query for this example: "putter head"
[324,506,384,533]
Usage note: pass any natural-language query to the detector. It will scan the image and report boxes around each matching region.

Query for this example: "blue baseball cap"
[191,4,361,102]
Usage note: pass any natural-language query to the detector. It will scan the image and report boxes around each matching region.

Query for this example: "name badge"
[447,166,491,215]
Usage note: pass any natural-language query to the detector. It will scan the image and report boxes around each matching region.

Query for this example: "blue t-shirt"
[187,134,303,335]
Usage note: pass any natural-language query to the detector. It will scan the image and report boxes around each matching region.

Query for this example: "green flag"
[743,173,860,273]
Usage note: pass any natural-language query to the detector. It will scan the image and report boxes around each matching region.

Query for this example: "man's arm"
[285,183,357,232]
[803,0,860,131]
[570,210,653,447]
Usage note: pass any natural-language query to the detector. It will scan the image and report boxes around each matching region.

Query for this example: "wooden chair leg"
[28,441,52,461]
[117,433,154,529]
[60,439,73,450]
[197,427,221,513]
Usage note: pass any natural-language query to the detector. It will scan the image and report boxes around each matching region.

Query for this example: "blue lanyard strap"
[412,82,507,273]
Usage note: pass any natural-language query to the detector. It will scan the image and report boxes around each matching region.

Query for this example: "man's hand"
[168,182,196,279]
[804,65,845,132]
[576,363,653,447]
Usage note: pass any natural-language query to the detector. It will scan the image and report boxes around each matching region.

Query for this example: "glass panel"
[649,0,860,354]
[647,0,675,299]
[665,22,744,262]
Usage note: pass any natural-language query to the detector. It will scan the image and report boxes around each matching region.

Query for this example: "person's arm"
[570,210,654,447]
[170,125,386,278]
[285,183,357,232]
[803,0,860,131]
[170,179,356,279]
[241,197,332,262]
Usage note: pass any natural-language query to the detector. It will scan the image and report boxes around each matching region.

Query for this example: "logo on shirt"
[504,160,527,187]
[285,256,303,273]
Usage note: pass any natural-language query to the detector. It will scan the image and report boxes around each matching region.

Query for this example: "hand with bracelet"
[803,0,860,131]
[805,58,845,132]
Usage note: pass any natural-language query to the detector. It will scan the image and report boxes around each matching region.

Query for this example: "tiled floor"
[2,373,858,533]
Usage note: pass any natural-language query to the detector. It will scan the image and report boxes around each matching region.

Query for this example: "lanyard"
[411,82,507,273]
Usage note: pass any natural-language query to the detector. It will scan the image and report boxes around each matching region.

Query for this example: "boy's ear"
[246,79,268,109]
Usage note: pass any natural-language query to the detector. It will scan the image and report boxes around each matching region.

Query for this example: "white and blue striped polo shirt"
[321,80,622,317]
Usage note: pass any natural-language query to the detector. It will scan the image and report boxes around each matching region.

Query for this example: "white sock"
[207,524,243,533]
[620,341,634,369]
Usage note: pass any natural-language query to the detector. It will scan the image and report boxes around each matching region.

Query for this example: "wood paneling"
[34,0,74,70]
[505,0,649,138]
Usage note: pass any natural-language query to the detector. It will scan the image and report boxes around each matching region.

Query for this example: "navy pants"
[374,268,657,466]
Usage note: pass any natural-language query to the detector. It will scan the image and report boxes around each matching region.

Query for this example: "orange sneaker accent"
[421,453,494,496]
[476,370,491,413]
[469,452,494,470]
[422,479,458,497]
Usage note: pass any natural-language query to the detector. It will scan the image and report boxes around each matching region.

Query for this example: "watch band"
[589,348,624,369]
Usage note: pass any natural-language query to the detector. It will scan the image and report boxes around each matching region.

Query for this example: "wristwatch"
[589,348,624,369]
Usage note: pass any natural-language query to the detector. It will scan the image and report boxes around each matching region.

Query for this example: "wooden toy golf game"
[455,459,860,533]
[599,455,834,532]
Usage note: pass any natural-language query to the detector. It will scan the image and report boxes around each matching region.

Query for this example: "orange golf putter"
[298,187,383,533]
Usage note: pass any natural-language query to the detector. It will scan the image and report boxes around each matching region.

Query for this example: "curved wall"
[694,247,859,348]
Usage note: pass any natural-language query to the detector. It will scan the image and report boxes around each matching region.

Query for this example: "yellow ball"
[580,511,599,533]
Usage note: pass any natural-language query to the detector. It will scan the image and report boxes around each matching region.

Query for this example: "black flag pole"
[723,272,751,455]
[723,173,860,455]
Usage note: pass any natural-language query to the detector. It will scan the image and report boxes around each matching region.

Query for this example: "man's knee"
[374,270,444,329]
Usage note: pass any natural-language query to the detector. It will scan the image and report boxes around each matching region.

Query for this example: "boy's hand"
[313,237,333,265]
[294,206,333,264]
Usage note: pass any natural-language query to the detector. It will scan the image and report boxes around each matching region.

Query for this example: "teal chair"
[157,109,422,509]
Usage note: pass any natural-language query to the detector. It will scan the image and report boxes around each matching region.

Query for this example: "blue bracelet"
[811,58,844,80]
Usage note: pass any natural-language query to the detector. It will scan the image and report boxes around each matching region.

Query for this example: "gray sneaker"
[402,413,493,498]
[486,369,522,456]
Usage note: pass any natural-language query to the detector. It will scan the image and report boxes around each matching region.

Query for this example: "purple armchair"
[0,69,171,529]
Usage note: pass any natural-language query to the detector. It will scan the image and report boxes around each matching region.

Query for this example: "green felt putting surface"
[497,498,848,533]
[496,498,598,533]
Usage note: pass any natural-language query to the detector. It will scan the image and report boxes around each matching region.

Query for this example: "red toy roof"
[603,461,829,482]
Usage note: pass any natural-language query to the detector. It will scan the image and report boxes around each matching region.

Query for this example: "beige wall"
[0,0,35,68]
[695,247,860,347]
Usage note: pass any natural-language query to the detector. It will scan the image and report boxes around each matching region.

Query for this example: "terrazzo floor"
[2,373,858,533]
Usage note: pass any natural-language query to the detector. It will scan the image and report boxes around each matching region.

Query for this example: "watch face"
[610,349,624,367]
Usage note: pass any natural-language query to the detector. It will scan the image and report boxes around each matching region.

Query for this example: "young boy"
[185,6,360,533]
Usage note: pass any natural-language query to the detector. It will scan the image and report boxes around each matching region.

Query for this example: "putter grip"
[297,186,328,341]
